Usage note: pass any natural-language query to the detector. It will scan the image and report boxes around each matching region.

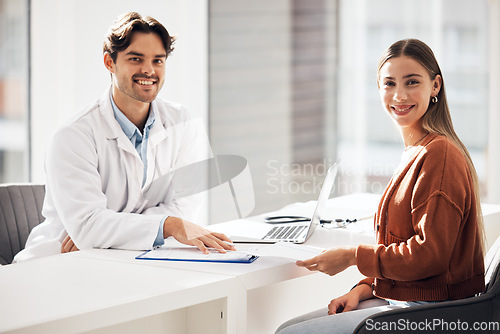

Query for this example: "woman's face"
[378,56,441,136]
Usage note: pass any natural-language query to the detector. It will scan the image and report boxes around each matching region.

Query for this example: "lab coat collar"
[99,86,122,140]
[147,105,168,147]
[98,86,167,154]
[98,86,140,156]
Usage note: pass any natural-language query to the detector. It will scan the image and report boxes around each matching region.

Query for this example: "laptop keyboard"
[264,225,307,240]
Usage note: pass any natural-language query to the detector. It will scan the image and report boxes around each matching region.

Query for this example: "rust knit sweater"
[356,134,485,301]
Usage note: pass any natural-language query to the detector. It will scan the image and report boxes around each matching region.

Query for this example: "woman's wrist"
[352,282,375,301]
[349,247,357,266]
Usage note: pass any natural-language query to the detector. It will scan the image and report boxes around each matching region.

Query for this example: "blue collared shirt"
[110,94,165,248]
[110,96,155,186]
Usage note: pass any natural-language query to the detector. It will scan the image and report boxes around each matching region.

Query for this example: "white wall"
[30,0,208,182]
[488,0,500,204]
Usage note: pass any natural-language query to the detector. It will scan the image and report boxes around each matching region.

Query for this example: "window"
[209,0,492,222]
[0,0,29,182]
[337,0,489,196]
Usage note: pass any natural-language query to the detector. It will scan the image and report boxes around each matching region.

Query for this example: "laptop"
[228,162,339,244]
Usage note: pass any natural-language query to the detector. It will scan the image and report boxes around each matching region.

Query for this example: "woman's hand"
[328,284,373,315]
[296,247,356,276]
[61,235,80,253]
[163,216,235,254]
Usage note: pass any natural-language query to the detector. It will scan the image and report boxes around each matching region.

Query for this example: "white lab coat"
[14,87,209,262]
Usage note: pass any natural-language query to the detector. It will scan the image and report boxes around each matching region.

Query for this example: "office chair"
[0,184,45,265]
[353,235,500,333]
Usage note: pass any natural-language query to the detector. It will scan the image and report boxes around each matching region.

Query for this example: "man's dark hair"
[103,12,175,62]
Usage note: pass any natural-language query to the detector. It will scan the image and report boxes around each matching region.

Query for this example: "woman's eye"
[407,79,419,85]
[384,81,395,87]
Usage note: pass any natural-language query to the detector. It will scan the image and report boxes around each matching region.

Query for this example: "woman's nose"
[393,87,407,102]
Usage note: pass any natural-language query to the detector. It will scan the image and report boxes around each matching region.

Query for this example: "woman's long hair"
[377,38,486,254]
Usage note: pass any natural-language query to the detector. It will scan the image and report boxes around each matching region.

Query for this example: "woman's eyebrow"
[403,74,423,79]
[381,74,423,80]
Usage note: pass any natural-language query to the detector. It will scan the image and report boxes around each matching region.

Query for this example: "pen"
[206,241,236,253]
[223,240,237,252]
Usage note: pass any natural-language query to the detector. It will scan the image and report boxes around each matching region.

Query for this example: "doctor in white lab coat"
[14,12,233,262]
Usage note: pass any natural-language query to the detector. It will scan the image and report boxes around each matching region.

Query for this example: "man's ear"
[103,53,115,73]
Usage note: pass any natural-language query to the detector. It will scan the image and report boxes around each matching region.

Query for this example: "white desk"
[68,247,365,334]
[2,193,500,334]
[68,193,381,333]
[0,253,242,334]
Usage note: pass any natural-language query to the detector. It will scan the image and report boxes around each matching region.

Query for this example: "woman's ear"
[103,53,115,73]
[432,74,442,96]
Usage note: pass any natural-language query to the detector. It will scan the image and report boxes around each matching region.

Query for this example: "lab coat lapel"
[99,87,141,157]
[98,87,144,189]
[144,100,169,188]
[148,101,169,147]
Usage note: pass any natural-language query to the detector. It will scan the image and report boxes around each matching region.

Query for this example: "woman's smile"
[391,104,415,116]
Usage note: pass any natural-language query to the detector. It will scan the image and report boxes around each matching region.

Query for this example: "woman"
[275,38,486,334]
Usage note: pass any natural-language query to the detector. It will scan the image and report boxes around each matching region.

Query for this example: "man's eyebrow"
[125,51,167,58]
[125,51,144,57]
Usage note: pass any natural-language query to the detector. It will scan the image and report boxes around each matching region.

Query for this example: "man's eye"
[154,59,164,65]
[130,57,141,62]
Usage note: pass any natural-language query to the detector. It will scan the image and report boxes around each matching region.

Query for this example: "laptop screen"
[302,162,339,241]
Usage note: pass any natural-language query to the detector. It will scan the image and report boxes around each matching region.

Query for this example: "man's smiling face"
[106,31,167,106]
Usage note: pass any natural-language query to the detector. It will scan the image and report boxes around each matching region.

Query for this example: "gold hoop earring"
[431,96,438,103]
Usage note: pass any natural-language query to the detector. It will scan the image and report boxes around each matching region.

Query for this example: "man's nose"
[141,62,155,76]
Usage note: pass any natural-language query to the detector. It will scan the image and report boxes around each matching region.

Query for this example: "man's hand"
[61,235,80,253]
[296,247,357,276]
[163,216,235,254]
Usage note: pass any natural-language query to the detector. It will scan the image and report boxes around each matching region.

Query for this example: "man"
[14,12,233,262]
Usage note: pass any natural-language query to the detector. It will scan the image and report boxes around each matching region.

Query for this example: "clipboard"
[135,247,259,264]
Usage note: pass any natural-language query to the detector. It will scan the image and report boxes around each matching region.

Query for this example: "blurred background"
[1,0,499,224]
